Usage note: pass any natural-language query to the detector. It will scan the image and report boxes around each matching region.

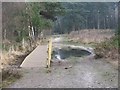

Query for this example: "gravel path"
[8,56,118,88]
[9,58,118,88]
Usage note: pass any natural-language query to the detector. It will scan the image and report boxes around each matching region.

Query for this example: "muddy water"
[52,47,91,60]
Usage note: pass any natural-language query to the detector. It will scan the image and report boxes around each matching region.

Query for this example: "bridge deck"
[20,45,47,67]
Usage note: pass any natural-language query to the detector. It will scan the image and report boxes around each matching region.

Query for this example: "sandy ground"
[6,37,118,88]
[7,56,118,88]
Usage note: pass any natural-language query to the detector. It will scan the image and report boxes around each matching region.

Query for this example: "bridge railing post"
[46,38,52,69]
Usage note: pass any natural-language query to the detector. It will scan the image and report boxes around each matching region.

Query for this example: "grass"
[94,36,119,59]
[0,44,2,50]
[96,36,119,49]
[111,35,120,48]
[1,68,22,88]
[61,38,95,48]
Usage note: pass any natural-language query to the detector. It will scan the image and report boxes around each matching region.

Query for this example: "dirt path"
[6,37,118,88]
[7,57,118,88]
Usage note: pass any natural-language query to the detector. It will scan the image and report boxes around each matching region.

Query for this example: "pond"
[52,46,92,60]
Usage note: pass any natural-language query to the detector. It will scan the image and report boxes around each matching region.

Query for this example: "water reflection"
[53,47,91,60]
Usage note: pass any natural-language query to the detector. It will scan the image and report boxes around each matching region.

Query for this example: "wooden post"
[47,37,52,68]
